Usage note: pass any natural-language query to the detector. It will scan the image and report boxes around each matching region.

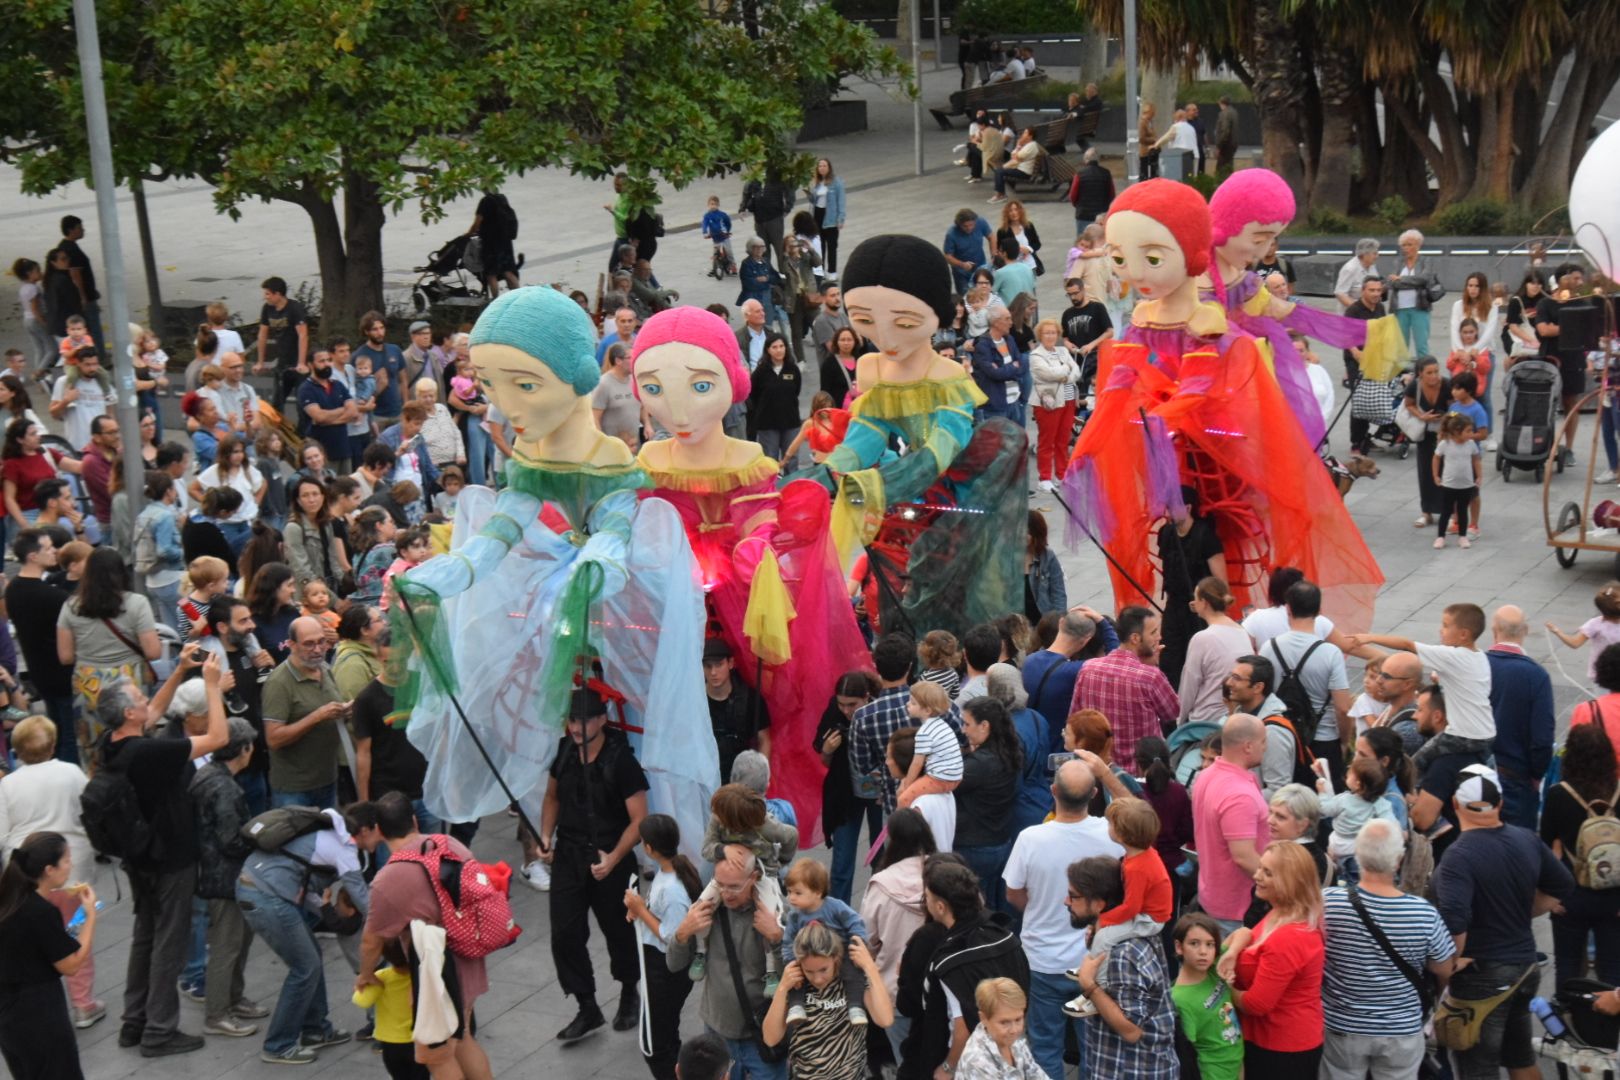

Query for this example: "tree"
[0,0,905,333]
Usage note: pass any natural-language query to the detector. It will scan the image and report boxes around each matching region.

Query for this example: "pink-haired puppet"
[1204,168,1398,445]
[631,306,869,842]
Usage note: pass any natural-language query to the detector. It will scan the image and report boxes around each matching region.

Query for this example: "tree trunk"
[894,0,913,58]
[291,175,387,339]
[1309,43,1360,216]
[1378,83,1433,212]
[1248,0,1308,205]
[1415,62,1474,208]
[1462,83,1516,202]
[1519,47,1595,211]
[1354,91,1382,213]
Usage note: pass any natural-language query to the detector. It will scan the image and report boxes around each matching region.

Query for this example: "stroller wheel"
[412,289,428,313]
[1556,502,1581,567]
[1398,442,1411,460]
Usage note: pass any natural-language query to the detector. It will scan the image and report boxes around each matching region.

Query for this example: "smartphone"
[1047,751,1077,772]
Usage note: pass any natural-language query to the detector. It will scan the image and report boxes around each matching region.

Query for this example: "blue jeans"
[708,1026,786,1080]
[148,580,180,635]
[236,882,332,1055]
[1602,394,1620,471]
[1027,969,1086,1080]
[464,420,489,486]
[957,840,1014,914]
[828,801,881,904]
[1498,770,1541,830]
[271,784,337,810]
[1394,307,1431,355]
[44,694,78,765]
[181,896,209,990]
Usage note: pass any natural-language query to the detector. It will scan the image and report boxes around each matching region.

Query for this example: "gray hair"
[169,677,211,719]
[730,749,770,795]
[1354,238,1379,258]
[92,676,140,732]
[1058,611,1096,641]
[1270,782,1322,830]
[986,663,1028,711]
[1083,147,1099,164]
[1355,818,1406,875]
[746,236,766,251]
[1398,228,1424,247]
[222,716,257,762]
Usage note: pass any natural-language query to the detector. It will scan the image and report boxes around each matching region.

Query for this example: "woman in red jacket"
[1215,841,1324,1078]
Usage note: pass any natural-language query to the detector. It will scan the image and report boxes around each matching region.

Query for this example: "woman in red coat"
[1215,841,1325,1078]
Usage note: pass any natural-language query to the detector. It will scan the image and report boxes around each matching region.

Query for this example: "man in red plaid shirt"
[1069,606,1180,766]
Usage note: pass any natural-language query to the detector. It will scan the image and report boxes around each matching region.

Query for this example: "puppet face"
[471,342,580,445]
[1218,220,1287,270]
[1105,210,1189,299]
[843,285,940,362]
[634,341,732,444]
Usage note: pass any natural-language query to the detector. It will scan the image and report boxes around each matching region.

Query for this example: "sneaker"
[1459,537,1472,549]
[355,1019,375,1042]
[764,971,781,997]
[1413,514,1433,527]
[261,1046,319,1066]
[72,1001,107,1029]
[1484,439,1498,452]
[786,1004,809,1027]
[520,859,551,892]
[848,1005,869,1027]
[1467,526,1481,540]
[300,1027,351,1051]
[1061,994,1099,1019]
[140,1033,206,1057]
[231,998,270,1020]
[1039,479,1056,493]
[118,1023,143,1048]
[987,194,1007,203]
[177,979,205,1003]
[1433,537,1446,549]
[687,952,707,981]
[1562,448,1577,467]
[204,1015,259,1038]
[612,987,639,1032]
[1600,470,1618,484]
[558,1005,606,1043]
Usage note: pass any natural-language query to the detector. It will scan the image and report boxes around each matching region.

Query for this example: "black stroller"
[1498,357,1562,482]
[409,233,524,312]
[1537,979,1620,1079]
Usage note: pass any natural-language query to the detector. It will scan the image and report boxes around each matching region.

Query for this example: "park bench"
[930,72,1049,129]
[1002,146,1077,198]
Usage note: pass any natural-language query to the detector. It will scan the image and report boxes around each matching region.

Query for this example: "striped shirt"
[919,667,962,700]
[1321,885,1454,1035]
[915,716,965,782]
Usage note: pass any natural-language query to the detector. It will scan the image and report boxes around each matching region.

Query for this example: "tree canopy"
[0,0,906,330]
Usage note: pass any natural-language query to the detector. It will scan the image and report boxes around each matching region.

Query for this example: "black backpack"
[1268,638,1329,741]
[80,735,161,864]
[1262,714,1319,787]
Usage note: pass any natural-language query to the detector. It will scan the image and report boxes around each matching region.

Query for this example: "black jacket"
[995,223,1043,276]
[906,911,1030,1077]
[747,358,803,433]
[1071,162,1116,223]
[191,760,254,899]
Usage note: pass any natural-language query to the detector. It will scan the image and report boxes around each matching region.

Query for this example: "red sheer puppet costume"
[629,307,870,844]
[1061,179,1382,631]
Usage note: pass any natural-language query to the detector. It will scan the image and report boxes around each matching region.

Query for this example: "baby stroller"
[1349,374,1411,459]
[410,234,480,311]
[1538,979,1620,1079]
[1498,357,1562,482]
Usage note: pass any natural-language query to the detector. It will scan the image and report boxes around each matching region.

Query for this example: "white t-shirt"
[913,792,956,854]
[1307,363,1335,427]
[1171,121,1198,152]
[212,327,245,357]
[1262,630,1349,742]
[50,373,112,449]
[333,364,369,436]
[1414,642,1494,739]
[17,282,41,326]
[196,463,263,523]
[915,716,964,783]
[1242,606,1334,652]
[1003,817,1123,973]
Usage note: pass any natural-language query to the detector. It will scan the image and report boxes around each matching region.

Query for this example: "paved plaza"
[0,57,1600,1080]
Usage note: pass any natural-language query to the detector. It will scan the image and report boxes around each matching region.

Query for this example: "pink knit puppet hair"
[629,306,751,404]
[1208,169,1296,248]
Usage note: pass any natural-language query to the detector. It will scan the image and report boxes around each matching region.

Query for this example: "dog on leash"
[1326,454,1380,497]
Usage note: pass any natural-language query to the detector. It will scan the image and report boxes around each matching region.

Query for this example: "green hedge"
[954,0,1085,34]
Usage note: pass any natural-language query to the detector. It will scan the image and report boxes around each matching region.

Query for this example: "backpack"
[1268,638,1329,737]
[1559,781,1620,890]
[80,735,160,864]
[1261,713,1319,787]
[385,835,520,959]
[241,805,332,853]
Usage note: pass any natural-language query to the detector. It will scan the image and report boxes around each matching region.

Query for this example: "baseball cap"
[702,638,732,663]
[1455,764,1503,810]
[409,320,431,334]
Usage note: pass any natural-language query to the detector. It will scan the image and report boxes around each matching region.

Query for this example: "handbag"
[718,905,789,1063]
[1348,887,1435,1017]
[1395,397,1432,442]
[1432,964,1533,1052]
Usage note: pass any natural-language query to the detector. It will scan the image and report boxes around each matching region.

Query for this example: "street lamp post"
[1124,0,1139,186]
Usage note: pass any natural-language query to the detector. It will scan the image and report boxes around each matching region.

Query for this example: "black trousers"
[641,944,694,1080]
[814,207,841,275]
[380,1040,430,1079]
[549,845,639,1005]
[1438,485,1477,537]
[1311,738,1345,789]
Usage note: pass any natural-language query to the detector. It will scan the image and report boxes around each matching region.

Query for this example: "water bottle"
[1529,995,1566,1038]
[65,901,104,939]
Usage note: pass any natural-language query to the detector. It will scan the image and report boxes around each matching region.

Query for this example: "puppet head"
[630,307,748,446]
[468,287,599,447]
[1209,169,1295,270]
[841,235,953,362]
[1104,179,1211,299]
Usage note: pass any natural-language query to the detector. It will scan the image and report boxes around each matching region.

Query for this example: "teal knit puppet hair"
[468,286,601,395]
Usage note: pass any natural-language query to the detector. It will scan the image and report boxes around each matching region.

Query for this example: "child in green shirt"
[1170,913,1243,1080]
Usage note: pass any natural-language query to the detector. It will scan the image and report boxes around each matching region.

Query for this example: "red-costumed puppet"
[1060,179,1383,633]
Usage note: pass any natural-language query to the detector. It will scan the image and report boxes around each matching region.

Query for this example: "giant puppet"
[817,234,1028,637]
[628,306,869,842]
[1063,179,1383,631]
[393,286,717,855]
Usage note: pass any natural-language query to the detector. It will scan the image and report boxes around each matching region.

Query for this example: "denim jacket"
[136,501,184,577]
[1026,547,1066,616]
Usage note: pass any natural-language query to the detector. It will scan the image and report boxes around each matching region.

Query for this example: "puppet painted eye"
[1111,255,1126,268]
[1146,254,1163,268]
[692,380,715,394]
[640,382,663,396]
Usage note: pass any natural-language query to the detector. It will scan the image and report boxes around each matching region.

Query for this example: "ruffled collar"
[637,446,779,495]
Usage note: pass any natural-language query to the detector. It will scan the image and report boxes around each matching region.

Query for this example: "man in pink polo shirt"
[1191,713,1270,931]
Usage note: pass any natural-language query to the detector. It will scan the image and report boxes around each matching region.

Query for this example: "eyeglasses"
[715,882,751,896]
